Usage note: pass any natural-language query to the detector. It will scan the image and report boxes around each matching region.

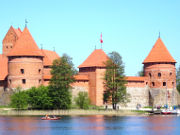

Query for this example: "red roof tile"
[78,49,109,68]
[7,27,43,57]
[0,55,8,80]
[126,76,146,81]
[74,74,89,81]
[41,49,60,66]
[13,27,22,38]
[143,38,176,64]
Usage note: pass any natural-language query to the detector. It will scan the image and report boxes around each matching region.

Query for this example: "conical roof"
[7,27,43,57]
[78,49,109,68]
[143,38,176,64]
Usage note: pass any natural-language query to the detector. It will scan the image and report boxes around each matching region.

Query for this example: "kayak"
[41,117,61,120]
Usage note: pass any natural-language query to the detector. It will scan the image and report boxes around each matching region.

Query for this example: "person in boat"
[45,114,50,119]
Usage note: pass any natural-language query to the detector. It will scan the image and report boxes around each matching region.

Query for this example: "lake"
[0,115,180,135]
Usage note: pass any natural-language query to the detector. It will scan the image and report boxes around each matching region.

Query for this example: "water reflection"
[0,115,180,135]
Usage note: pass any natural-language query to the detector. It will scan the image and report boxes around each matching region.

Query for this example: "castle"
[0,26,179,108]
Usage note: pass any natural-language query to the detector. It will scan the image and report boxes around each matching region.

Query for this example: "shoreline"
[0,108,148,116]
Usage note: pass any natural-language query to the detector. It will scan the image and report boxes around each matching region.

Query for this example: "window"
[6,46,8,49]
[9,79,11,84]
[22,79,26,84]
[172,82,174,86]
[152,82,155,86]
[39,79,41,83]
[163,82,166,86]
[149,73,152,78]
[170,72,172,76]
[39,69,41,73]
[158,73,161,77]
[146,82,148,85]
[20,69,24,74]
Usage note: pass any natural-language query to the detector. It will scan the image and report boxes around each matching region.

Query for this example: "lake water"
[0,115,180,135]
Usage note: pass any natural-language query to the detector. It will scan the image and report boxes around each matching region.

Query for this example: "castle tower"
[2,26,22,56]
[7,27,44,90]
[78,49,109,106]
[143,38,177,106]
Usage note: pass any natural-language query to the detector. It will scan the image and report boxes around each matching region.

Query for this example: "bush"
[10,87,29,110]
[75,92,90,109]
[27,86,53,109]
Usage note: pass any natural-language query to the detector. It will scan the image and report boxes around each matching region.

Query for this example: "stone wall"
[71,81,89,102]
[0,89,13,106]
[150,88,179,107]
[124,86,149,108]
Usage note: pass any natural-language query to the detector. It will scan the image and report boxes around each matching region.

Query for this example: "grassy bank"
[0,108,147,116]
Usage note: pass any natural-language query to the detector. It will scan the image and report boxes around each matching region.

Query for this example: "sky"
[0,0,180,76]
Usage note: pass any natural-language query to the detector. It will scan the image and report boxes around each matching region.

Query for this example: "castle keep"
[0,26,179,107]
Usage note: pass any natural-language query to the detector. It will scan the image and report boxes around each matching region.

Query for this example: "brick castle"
[0,26,179,107]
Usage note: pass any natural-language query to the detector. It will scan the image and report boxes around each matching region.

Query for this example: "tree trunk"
[113,103,116,110]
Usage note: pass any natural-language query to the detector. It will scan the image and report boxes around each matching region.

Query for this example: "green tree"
[27,86,52,109]
[10,87,29,110]
[104,51,129,110]
[49,54,76,109]
[75,92,90,109]
[137,67,144,76]
[176,65,180,93]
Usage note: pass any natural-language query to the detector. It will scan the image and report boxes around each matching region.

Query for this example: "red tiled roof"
[143,38,176,64]
[2,26,21,43]
[41,49,59,66]
[126,76,145,81]
[74,74,89,81]
[13,27,22,38]
[78,49,109,68]
[7,27,43,57]
[0,55,8,80]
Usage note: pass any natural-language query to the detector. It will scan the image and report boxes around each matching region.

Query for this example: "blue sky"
[0,0,180,76]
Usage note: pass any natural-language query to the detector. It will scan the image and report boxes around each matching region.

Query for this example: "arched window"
[149,73,152,78]
[158,73,161,77]
[152,82,155,86]
[163,82,166,86]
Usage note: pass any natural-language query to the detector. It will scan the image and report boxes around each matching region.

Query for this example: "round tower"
[143,38,177,106]
[7,27,43,90]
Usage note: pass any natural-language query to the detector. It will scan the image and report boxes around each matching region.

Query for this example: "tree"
[137,67,144,76]
[75,92,90,109]
[104,51,129,110]
[176,65,180,93]
[27,86,52,109]
[10,87,29,110]
[49,54,76,109]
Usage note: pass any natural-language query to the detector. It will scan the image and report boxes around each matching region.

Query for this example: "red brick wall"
[8,57,43,89]
[95,68,106,106]
[144,63,176,89]
[126,81,145,87]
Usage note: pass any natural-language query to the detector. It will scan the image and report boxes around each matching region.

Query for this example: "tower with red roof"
[78,49,109,106]
[7,27,44,89]
[143,38,177,106]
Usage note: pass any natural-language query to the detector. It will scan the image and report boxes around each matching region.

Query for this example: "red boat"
[41,116,61,120]
[161,110,172,115]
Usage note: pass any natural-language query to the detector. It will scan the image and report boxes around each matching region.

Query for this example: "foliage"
[137,67,144,76]
[27,86,52,109]
[177,65,180,93]
[104,51,129,110]
[49,54,76,109]
[75,92,90,109]
[10,87,29,110]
